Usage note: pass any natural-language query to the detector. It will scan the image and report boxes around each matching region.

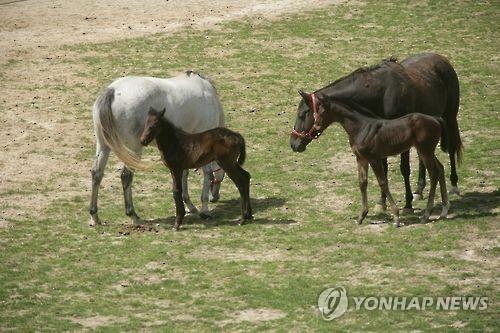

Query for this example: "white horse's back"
[93,72,224,168]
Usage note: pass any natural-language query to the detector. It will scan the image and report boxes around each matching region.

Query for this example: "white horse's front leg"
[182,170,199,214]
[199,165,213,219]
[209,161,224,202]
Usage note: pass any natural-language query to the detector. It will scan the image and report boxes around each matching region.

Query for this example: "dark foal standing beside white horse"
[140,107,253,230]
[291,92,449,226]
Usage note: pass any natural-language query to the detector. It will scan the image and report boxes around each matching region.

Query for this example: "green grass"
[1,0,499,331]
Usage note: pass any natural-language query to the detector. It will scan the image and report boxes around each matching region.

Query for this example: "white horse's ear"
[159,108,166,117]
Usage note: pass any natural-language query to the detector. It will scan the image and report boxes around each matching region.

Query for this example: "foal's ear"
[159,108,166,117]
[148,107,156,115]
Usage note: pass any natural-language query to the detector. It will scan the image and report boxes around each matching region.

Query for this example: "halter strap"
[290,92,321,140]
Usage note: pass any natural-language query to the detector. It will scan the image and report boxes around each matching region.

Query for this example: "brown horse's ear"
[298,90,311,105]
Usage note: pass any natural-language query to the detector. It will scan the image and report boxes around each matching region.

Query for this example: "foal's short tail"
[237,134,246,166]
[95,87,146,171]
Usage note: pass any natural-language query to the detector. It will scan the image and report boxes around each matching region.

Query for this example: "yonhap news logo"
[317,287,348,320]
[317,286,488,320]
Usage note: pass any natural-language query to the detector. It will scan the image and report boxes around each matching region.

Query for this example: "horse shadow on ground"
[143,196,296,230]
[366,189,499,227]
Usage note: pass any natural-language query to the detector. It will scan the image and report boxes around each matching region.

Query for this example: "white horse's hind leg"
[89,146,110,226]
[120,166,142,223]
[199,165,212,219]
[181,170,199,214]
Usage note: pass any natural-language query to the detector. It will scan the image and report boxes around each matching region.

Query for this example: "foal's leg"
[181,170,199,214]
[120,166,142,223]
[449,152,460,195]
[218,160,253,223]
[89,146,110,226]
[370,159,400,226]
[374,158,388,212]
[356,156,369,224]
[420,154,438,223]
[436,158,450,218]
[199,165,213,219]
[414,158,426,200]
[400,150,414,214]
[171,168,186,231]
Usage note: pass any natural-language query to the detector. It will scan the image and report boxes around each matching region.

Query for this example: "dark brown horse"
[140,107,253,230]
[305,94,449,226]
[290,53,462,213]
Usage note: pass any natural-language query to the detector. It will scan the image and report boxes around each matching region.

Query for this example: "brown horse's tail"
[95,88,147,171]
[237,133,246,165]
[441,64,463,164]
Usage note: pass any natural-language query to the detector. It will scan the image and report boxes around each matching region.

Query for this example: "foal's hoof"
[209,194,220,203]
[172,225,181,231]
[402,207,414,215]
[413,193,423,201]
[199,212,213,220]
[449,185,460,196]
[374,203,387,213]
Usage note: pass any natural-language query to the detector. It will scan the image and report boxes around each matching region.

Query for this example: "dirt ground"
[0,0,340,222]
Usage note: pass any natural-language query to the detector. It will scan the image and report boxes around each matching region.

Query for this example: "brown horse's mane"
[316,56,399,93]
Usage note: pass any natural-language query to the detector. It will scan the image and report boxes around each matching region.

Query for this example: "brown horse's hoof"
[172,224,181,231]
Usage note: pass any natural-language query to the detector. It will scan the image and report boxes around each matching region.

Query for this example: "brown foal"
[304,93,449,226]
[140,107,253,230]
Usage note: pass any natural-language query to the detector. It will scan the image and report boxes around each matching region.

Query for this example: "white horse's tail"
[95,88,147,171]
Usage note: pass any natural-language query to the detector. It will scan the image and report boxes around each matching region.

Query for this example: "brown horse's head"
[140,107,166,146]
[290,90,324,152]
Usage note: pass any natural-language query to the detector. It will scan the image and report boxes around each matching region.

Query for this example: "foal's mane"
[157,114,190,138]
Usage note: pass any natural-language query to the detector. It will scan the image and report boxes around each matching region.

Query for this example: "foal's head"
[140,107,166,146]
[290,90,328,152]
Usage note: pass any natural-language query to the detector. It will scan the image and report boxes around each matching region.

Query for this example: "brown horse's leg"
[420,154,438,223]
[370,159,400,226]
[356,156,369,224]
[449,152,460,195]
[218,160,253,223]
[414,158,426,200]
[171,168,185,231]
[400,150,414,213]
[374,158,388,212]
[436,158,450,218]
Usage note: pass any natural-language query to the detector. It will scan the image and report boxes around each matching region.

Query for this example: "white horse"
[89,71,225,225]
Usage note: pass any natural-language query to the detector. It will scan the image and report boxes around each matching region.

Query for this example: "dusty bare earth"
[0,0,342,222]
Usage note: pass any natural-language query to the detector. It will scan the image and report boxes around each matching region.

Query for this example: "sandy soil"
[0,0,340,221]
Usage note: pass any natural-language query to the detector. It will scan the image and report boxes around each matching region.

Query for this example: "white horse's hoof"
[89,216,100,226]
[374,203,387,213]
[199,212,213,220]
[187,207,199,215]
[449,185,460,196]
[413,193,423,201]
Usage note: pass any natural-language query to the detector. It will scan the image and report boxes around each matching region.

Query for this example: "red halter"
[290,92,321,140]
